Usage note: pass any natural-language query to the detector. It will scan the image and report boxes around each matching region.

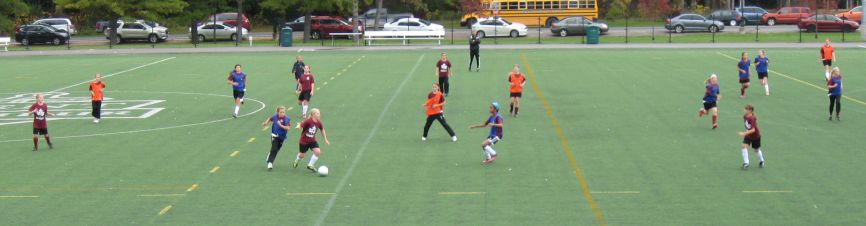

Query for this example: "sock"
[741,148,749,164]
[764,84,769,93]
[740,87,745,96]
[33,137,38,149]
[712,115,717,125]
[233,105,239,115]
[509,104,514,113]
[483,148,491,160]
[295,153,301,161]
[515,107,519,115]
[825,71,830,80]
[302,104,308,116]
[45,136,52,146]
[756,149,765,162]
[308,154,318,167]
[484,145,497,156]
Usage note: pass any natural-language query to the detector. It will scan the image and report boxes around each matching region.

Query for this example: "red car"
[798,15,860,32]
[204,13,250,30]
[762,7,812,25]
[308,16,364,40]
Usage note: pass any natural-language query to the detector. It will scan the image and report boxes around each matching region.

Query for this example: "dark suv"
[15,23,69,45]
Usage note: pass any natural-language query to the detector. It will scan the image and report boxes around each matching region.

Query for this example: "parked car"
[307,16,363,40]
[358,8,414,28]
[735,6,769,25]
[34,18,77,35]
[836,6,863,22]
[550,16,609,36]
[762,7,812,26]
[104,21,168,43]
[665,14,724,33]
[95,20,110,32]
[204,12,251,30]
[191,22,248,42]
[15,23,69,45]
[284,16,309,31]
[798,14,860,32]
[470,17,528,38]
[708,10,743,26]
[383,18,444,31]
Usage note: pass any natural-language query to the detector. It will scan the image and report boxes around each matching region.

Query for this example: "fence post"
[537,17,541,44]
[841,20,846,42]
[799,17,803,43]
[451,12,455,45]
[711,14,715,43]
[755,19,759,42]
[66,24,71,50]
[652,18,655,41]
[625,15,629,43]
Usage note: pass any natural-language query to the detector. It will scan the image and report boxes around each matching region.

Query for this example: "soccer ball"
[317,165,329,177]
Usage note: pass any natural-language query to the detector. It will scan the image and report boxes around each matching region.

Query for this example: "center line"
[313,54,426,226]
[51,57,176,92]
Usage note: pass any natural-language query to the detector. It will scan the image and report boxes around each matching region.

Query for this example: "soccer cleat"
[742,163,749,170]
[451,136,457,142]
[489,155,497,164]
[712,124,718,129]
[829,116,833,121]
[94,119,99,123]
[48,143,53,149]
[482,159,491,165]
[307,165,317,173]
[759,161,764,168]
[476,68,480,72]
[32,147,37,151]
[267,162,273,171]
[292,160,299,168]
[765,92,770,96]
[421,137,426,141]
[232,114,237,119]
[836,115,841,121]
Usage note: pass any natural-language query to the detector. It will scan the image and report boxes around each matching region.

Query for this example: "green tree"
[260,0,352,42]
[54,0,188,28]
[0,0,30,36]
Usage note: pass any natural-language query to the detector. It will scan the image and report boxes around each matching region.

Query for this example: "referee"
[469,30,481,72]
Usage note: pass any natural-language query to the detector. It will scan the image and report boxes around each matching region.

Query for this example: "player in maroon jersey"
[297,65,315,118]
[293,108,330,173]
[28,94,55,151]
[435,53,453,96]
[738,104,765,169]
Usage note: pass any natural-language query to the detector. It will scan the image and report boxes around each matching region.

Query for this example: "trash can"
[586,26,600,44]
[280,27,293,47]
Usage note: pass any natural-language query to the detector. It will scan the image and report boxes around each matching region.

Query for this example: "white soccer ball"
[317,165,329,177]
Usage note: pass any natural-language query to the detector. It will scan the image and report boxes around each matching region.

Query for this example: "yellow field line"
[437,192,486,195]
[186,184,198,192]
[715,52,866,106]
[742,190,793,193]
[138,194,185,197]
[209,166,220,173]
[158,205,173,215]
[229,151,239,157]
[262,126,268,131]
[590,191,641,194]
[286,192,336,196]
[0,195,39,198]
[520,53,606,226]
[247,137,255,143]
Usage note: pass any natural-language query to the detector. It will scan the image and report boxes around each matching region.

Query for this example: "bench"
[329,32,363,46]
[363,30,444,46]
[0,37,10,51]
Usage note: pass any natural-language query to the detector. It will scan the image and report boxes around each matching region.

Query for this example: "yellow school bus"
[461,0,599,27]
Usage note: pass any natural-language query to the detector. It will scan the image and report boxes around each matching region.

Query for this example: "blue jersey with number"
[487,113,503,139]
[738,60,750,78]
[704,83,719,103]
[271,114,291,140]
[754,56,769,73]
[230,71,246,91]
[830,77,843,96]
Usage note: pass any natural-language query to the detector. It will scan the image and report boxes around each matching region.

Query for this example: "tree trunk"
[236,0,243,46]
[861,0,865,40]
[303,13,311,42]
[373,0,383,30]
[352,0,359,43]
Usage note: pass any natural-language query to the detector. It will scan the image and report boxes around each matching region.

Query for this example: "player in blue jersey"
[227,64,247,118]
[737,52,751,99]
[754,50,771,96]
[262,106,291,170]
[470,102,504,165]
[827,67,843,121]
[698,74,721,129]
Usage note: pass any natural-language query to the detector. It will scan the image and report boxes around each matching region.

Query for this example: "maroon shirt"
[299,118,324,145]
[744,114,761,139]
[29,103,48,129]
[299,73,315,92]
[436,60,451,78]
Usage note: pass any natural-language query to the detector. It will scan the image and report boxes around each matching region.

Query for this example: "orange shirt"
[89,81,105,101]
[425,91,444,116]
[509,73,526,93]
[821,44,834,60]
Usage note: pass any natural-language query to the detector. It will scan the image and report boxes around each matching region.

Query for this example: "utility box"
[586,26,600,44]
[280,28,293,47]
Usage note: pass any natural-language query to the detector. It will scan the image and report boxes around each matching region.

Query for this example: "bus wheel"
[545,17,559,28]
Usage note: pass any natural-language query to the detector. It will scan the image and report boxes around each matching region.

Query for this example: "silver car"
[105,21,168,43]
[191,23,248,42]
[665,14,725,33]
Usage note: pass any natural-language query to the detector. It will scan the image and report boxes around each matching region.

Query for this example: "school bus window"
[519,2,526,9]
[552,1,560,9]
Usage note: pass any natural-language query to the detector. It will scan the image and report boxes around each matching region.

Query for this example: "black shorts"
[33,128,48,135]
[298,91,312,102]
[233,90,245,99]
[742,137,761,149]
[822,60,832,66]
[703,102,717,111]
[758,72,768,79]
[739,78,750,84]
[510,92,522,98]
[299,142,320,153]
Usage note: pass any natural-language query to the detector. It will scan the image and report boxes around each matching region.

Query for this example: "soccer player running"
[435,53,453,96]
[754,50,771,96]
[738,104,765,169]
[737,52,751,99]
[819,38,836,81]
[468,31,481,72]
[29,94,55,151]
[507,65,526,117]
[698,74,721,129]
[293,108,330,173]
[422,83,457,142]
[292,55,305,90]
[297,65,315,118]
[827,67,843,121]
[89,73,106,123]
[262,106,291,171]
[470,102,504,165]
[227,64,246,118]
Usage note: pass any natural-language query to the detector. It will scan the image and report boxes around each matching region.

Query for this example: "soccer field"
[1,48,865,225]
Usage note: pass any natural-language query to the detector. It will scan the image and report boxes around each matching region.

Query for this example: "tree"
[260,0,352,42]
[638,0,672,19]
[0,0,30,36]
[54,0,188,28]
[459,0,484,15]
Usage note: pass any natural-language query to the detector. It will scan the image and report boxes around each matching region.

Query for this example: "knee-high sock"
[33,137,38,149]
[764,84,769,93]
[825,71,830,80]
[482,147,491,160]
[234,105,239,115]
[308,154,318,167]
[741,148,749,164]
[302,104,308,116]
[45,136,51,146]
[712,115,717,125]
[484,145,497,156]
[756,149,765,162]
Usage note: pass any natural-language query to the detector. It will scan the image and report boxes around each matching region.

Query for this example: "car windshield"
[500,18,513,25]
[418,19,432,26]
